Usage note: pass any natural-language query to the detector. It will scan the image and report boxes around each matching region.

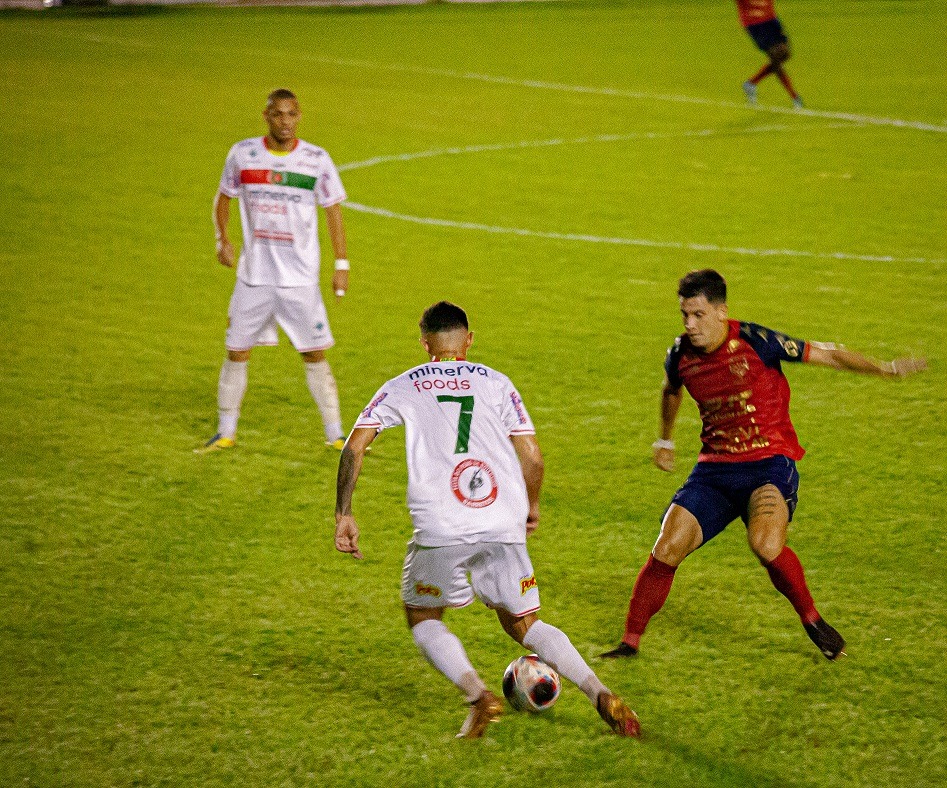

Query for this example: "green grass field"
[1,1,945,785]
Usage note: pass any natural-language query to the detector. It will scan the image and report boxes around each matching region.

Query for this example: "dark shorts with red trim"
[746,18,788,52]
[667,455,799,545]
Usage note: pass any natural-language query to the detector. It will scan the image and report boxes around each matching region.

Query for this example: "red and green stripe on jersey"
[240,169,317,190]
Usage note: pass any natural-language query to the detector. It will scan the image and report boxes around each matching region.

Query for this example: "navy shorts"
[668,455,799,545]
[746,18,788,52]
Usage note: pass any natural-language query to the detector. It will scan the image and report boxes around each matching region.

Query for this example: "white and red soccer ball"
[502,654,561,712]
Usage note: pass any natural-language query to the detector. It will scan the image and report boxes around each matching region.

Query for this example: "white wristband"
[652,439,675,450]
[334,258,350,271]
[335,289,346,297]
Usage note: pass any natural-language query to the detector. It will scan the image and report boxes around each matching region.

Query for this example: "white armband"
[334,258,350,271]
[652,439,675,450]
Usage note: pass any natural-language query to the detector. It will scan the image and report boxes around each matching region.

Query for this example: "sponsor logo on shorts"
[520,575,537,595]
[414,583,442,598]
[450,459,498,509]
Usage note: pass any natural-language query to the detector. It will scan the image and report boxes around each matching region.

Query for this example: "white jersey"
[353,360,536,547]
[218,137,347,288]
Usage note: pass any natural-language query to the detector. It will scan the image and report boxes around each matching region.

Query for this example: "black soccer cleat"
[599,642,639,659]
[803,618,847,661]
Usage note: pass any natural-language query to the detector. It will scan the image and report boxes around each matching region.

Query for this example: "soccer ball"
[502,654,561,712]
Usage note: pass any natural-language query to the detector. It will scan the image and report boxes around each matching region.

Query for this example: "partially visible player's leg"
[217,349,250,437]
[301,349,345,447]
[601,503,702,657]
[197,283,277,453]
[767,41,802,106]
[748,482,845,659]
[497,610,640,737]
[407,607,488,703]
[277,285,345,447]
[402,544,502,738]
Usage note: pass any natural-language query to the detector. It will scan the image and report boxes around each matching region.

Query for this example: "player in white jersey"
[196,89,350,454]
[334,302,641,739]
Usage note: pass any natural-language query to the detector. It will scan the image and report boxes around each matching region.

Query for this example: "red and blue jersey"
[665,320,809,463]
[735,0,778,28]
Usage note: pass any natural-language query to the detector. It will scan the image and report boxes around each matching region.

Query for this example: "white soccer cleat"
[743,81,758,106]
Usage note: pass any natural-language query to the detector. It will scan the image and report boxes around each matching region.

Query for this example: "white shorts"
[401,541,541,616]
[226,279,334,353]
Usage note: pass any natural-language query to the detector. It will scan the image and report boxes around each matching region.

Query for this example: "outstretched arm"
[653,378,683,472]
[334,427,378,559]
[511,434,544,535]
[806,343,927,378]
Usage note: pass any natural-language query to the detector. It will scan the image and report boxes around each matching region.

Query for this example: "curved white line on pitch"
[62,31,947,135]
[319,55,947,135]
[338,122,858,172]
[343,201,944,264]
[340,121,946,264]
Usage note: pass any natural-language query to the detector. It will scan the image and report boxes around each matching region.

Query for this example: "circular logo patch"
[450,459,498,509]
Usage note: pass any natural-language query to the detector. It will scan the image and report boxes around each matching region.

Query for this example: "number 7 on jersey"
[436,395,475,453]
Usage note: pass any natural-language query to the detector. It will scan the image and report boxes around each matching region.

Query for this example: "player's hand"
[332,270,349,301]
[334,514,363,559]
[216,238,235,268]
[653,446,675,472]
[888,357,927,377]
[526,506,540,536]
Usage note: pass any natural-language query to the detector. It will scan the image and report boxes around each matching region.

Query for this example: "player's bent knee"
[498,610,537,644]
[653,507,702,565]
[227,349,251,362]
[405,605,443,630]
[748,530,785,563]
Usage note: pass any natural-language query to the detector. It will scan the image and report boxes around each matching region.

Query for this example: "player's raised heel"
[803,617,846,660]
[596,692,641,737]
[194,433,236,454]
[456,690,504,739]
[599,642,638,659]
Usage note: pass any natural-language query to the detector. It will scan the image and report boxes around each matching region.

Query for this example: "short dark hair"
[419,301,469,334]
[678,269,727,304]
[266,88,297,106]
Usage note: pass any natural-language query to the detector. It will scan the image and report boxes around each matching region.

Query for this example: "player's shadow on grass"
[651,729,821,788]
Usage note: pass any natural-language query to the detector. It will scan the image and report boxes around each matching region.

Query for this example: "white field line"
[58,31,944,262]
[317,56,947,135]
[344,200,945,264]
[338,122,859,171]
[340,122,946,264]
[60,30,947,135]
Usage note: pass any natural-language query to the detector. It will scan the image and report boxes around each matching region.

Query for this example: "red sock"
[764,546,819,625]
[749,63,774,84]
[776,69,800,99]
[622,555,677,648]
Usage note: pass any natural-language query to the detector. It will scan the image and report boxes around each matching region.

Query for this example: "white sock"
[304,360,343,442]
[412,619,486,703]
[522,620,607,704]
[217,359,248,439]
